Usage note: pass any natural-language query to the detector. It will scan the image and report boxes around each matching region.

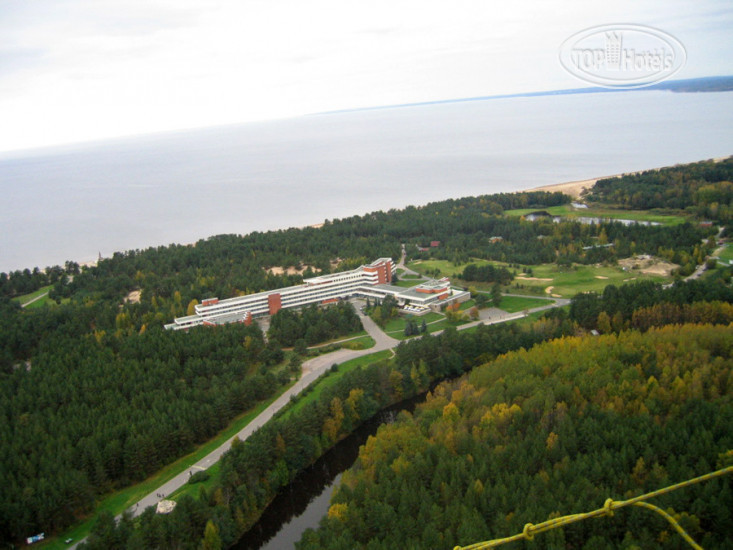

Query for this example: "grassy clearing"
[339,335,376,350]
[307,330,369,350]
[40,383,295,549]
[500,295,554,313]
[407,258,492,278]
[503,204,687,226]
[511,263,669,297]
[14,285,53,307]
[169,462,222,502]
[717,243,733,264]
[383,312,443,336]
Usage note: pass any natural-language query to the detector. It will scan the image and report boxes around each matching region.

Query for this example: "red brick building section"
[268,293,282,315]
[364,259,393,284]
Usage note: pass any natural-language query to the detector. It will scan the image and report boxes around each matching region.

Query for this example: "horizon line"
[2,74,731,158]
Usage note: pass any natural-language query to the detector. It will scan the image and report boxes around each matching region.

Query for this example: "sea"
[1,89,732,273]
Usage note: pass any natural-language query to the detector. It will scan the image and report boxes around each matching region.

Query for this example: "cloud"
[0,0,731,152]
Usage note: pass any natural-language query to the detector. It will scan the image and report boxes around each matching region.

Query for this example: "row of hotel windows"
[196,272,384,315]
[196,281,370,319]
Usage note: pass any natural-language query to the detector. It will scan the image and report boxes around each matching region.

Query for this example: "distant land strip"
[314,75,733,116]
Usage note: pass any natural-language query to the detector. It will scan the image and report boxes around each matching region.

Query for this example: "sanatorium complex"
[166,258,469,330]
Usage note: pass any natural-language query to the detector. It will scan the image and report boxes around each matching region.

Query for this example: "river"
[231,395,425,549]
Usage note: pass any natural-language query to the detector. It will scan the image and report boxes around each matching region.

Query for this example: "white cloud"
[0,0,731,152]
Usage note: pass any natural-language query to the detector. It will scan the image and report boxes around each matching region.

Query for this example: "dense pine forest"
[74,278,733,549]
[298,324,733,549]
[585,157,733,222]
[0,158,731,547]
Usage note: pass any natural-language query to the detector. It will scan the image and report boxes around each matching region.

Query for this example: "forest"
[585,157,733,222]
[76,277,732,549]
[267,302,362,347]
[79,312,576,549]
[298,324,733,549]
[0,158,730,546]
[0,322,288,541]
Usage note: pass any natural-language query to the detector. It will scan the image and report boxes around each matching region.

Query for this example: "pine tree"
[201,520,222,550]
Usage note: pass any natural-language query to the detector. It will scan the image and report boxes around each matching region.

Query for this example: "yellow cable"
[632,501,702,550]
[454,464,733,550]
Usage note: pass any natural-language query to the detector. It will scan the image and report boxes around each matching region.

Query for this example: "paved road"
[128,296,566,517]
[396,243,424,278]
[127,305,397,519]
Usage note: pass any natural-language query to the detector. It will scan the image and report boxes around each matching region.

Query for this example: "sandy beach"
[527,178,599,199]
[529,156,730,199]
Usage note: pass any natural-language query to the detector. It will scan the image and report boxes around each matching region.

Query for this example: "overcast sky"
[1,0,731,153]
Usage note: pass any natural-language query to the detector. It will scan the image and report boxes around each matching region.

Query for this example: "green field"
[13,285,53,308]
[339,335,376,350]
[383,312,444,339]
[407,258,492,278]
[503,204,687,226]
[717,243,733,264]
[512,263,669,297]
[499,295,555,313]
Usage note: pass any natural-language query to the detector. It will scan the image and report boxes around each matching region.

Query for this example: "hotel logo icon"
[605,32,622,70]
[559,24,686,88]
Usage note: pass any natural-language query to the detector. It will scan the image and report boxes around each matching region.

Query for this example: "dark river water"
[231,394,425,549]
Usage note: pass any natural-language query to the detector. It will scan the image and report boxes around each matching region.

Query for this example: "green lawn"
[717,243,733,264]
[503,204,687,226]
[407,258,492,278]
[39,382,296,549]
[499,295,555,313]
[339,335,375,350]
[511,263,670,298]
[14,285,53,308]
[383,312,443,337]
[308,330,369,350]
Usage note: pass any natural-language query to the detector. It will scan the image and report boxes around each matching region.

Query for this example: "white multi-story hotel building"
[165,258,469,330]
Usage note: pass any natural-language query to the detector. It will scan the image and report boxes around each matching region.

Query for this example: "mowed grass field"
[408,257,671,298]
[503,204,688,226]
[13,285,53,308]
[717,243,733,264]
[407,258,492,278]
[513,263,670,297]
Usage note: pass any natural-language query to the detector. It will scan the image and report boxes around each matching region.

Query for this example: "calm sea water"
[1,90,732,272]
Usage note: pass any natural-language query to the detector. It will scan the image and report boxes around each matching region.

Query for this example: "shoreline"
[73,174,602,271]
[528,155,730,199]
[30,157,732,273]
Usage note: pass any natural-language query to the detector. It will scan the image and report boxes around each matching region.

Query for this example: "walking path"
[20,291,48,308]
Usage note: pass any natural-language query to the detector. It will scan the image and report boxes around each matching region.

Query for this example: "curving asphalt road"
[126,304,398,518]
